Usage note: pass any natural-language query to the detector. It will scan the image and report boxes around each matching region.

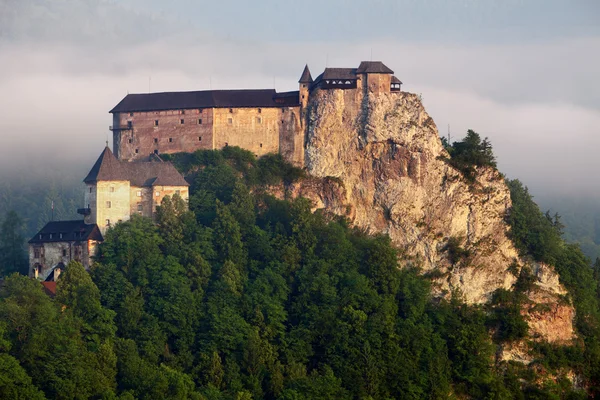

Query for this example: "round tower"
[298,64,313,110]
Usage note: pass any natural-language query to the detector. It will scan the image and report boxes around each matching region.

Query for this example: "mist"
[0,0,599,202]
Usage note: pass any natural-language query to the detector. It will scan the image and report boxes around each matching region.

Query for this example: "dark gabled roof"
[322,68,357,80]
[298,65,313,83]
[125,161,188,187]
[391,76,403,84]
[29,220,103,244]
[312,68,358,88]
[273,90,300,106]
[84,147,188,187]
[356,61,394,74]
[83,147,127,184]
[110,89,299,113]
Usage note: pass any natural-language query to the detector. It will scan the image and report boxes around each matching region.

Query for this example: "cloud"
[421,87,600,196]
[0,2,598,199]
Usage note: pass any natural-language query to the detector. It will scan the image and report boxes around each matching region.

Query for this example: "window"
[181,110,185,114]
[198,136,202,141]
[135,149,139,153]
[59,233,63,239]
[154,138,158,143]
[229,108,233,113]
[49,234,53,239]
[137,203,143,211]
[154,120,159,127]
[110,186,115,193]
[39,234,42,240]
[155,191,160,197]
[62,249,67,257]
[198,108,203,113]
[282,108,286,113]
[256,117,262,124]
[34,248,40,258]
[127,121,132,128]
[169,138,173,143]
[106,219,110,226]
[258,108,262,113]
[228,118,233,124]
[154,150,159,155]
[260,143,263,148]
[136,190,142,197]
[180,119,184,124]
[128,139,132,143]
[106,201,112,208]
[175,190,181,195]
[225,142,229,147]
[129,112,134,117]
[198,118,202,124]
[89,187,92,193]
[302,95,305,99]
[281,120,284,124]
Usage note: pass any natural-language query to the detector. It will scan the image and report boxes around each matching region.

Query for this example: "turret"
[298,64,313,109]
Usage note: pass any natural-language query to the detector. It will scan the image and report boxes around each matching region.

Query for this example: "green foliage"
[442,129,497,182]
[0,147,595,398]
[507,178,600,395]
[444,236,471,266]
[0,211,28,277]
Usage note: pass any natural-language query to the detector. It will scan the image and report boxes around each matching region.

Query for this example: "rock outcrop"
[285,89,574,343]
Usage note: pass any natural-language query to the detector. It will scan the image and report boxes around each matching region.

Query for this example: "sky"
[0,0,599,199]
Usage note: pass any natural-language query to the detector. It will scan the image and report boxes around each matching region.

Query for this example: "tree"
[444,130,497,182]
[0,211,28,276]
[56,261,117,346]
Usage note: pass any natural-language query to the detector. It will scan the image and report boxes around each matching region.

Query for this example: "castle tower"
[298,64,313,110]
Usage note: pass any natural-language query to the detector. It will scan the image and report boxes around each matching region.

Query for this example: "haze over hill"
[0,1,598,215]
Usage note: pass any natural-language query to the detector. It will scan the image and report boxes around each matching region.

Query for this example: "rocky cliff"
[285,89,574,344]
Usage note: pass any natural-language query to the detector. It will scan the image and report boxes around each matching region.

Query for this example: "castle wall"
[365,74,392,95]
[115,108,215,161]
[278,106,304,167]
[212,107,281,157]
[29,240,96,280]
[94,180,131,234]
[129,186,153,219]
[84,183,96,225]
[152,185,189,214]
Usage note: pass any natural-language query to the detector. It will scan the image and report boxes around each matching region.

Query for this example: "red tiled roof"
[41,281,57,297]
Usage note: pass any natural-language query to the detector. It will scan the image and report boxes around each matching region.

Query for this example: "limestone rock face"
[289,89,574,343]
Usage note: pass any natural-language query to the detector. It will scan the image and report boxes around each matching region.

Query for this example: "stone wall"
[114,108,214,161]
[363,74,392,96]
[151,185,189,213]
[213,107,282,157]
[91,181,131,234]
[113,105,304,166]
[129,186,153,218]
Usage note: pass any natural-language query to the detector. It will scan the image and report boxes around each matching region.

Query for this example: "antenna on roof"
[447,124,451,144]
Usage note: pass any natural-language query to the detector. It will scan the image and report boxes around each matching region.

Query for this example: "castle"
[28,147,189,281]
[28,60,402,281]
[110,61,401,166]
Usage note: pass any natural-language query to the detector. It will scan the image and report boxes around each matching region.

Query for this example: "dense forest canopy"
[0,136,599,398]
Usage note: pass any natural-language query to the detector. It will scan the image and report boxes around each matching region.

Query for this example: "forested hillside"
[536,195,600,263]
[0,146,599,398]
